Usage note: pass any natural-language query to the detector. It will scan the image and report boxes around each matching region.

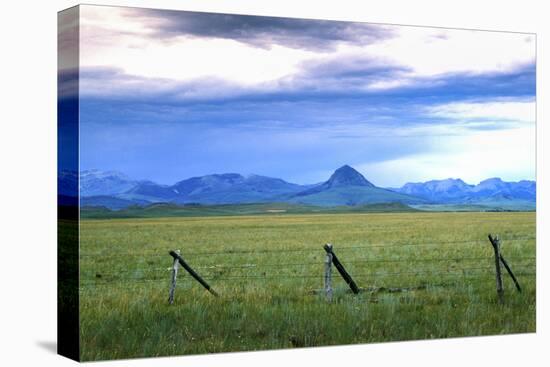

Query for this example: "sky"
[62,5,536,186]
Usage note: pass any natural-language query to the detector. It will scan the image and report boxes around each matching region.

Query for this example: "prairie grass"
[78,212,535,361]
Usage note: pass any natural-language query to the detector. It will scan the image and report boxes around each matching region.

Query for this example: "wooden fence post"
[324,244,333,302]
[488,235,522,293]
[168,249,180,304]
[169,250,218,297]
[499,254,522,292]
[488,234,504,304]
[323,243,360,294]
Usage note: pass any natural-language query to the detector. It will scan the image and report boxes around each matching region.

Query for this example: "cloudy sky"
[68,5,535,186]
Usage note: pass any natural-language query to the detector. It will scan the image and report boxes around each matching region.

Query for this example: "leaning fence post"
[324,243,333,302]
[488,234,504,304]
[168,249,180,304]
[499,253,522,293]
[488,235,522,293]
[169,250,218,297]
[323,243,360,294]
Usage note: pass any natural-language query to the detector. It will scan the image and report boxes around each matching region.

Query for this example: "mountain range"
[391,177,536,204]
[60,165,536,210]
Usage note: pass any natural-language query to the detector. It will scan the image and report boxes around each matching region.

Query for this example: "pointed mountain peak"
[326,165,375,188]
[335,165,355,173]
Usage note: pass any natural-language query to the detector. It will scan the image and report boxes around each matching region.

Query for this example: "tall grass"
[79,212,535,361]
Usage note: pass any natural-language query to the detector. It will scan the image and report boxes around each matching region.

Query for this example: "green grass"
[78,212,536,361]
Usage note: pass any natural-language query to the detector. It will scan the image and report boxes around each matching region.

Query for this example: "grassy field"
[78,211,536,361]
[80,202,419,219]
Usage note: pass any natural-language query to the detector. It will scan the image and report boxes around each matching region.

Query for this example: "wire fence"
[79,271,537,289]
[80,256,536,278]
[79,235,536,258]
[83,254,535,269]
[78,235,536,292]
[80,264,536,286]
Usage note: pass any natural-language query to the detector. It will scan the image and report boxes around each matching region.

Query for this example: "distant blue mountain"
[118,181,175,202]
[117,173,308,205]
[169,173,306,204]
[395,178,473,202]
[61,166,535,210]
[391,177,536,204]
[73,170,311,207]
[80,169,139,196]
[290,165,423,206]
[296,165,374,196]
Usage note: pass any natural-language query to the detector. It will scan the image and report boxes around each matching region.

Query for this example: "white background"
[0,0,547,366]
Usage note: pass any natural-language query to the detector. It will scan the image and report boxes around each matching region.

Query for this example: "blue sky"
[65,5,536,186]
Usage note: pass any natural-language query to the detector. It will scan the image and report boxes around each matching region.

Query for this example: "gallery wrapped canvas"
[58,4,536,362]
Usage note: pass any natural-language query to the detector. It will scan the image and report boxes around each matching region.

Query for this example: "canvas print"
[58,4,536,362]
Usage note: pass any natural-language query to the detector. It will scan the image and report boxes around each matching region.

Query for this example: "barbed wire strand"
[79,256,536,277]
[79,235,536,257]
[80,265,536,286]
[79,273,537,289]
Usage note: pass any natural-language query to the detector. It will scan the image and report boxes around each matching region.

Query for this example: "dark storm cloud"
[78,61,535,135]
[279,55,412,92]
[123,8,394,51]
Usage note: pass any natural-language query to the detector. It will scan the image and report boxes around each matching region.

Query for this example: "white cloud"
[358,126,535,187]
[364,27,535,77]
[79,6,535,90]
[365,78,413,90]
[79,6,317,85]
